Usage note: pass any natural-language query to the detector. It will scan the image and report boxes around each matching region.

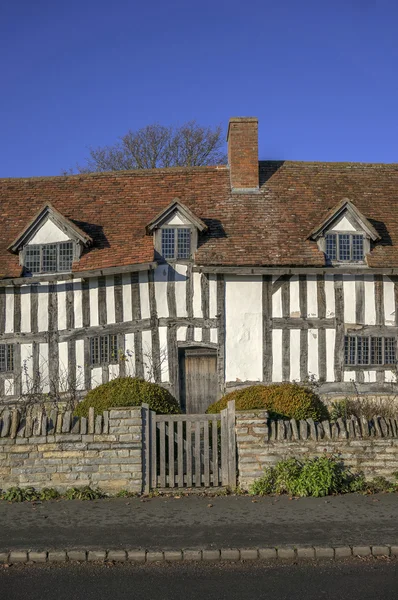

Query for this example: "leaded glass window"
[0,344,14,372]
[24,242,73,274]
[161,227,191,259]
[325,233,364,262]
[344,335,395,366]
[90,335,118,366]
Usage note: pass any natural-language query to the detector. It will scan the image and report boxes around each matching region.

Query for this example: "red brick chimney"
[227,117,259,191]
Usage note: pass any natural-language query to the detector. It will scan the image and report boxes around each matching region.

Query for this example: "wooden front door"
[179,348,218,414]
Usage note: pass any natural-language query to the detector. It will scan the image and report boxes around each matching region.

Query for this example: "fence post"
[227,400,236,489]
[141,403,150,494]
[220,408,228,486]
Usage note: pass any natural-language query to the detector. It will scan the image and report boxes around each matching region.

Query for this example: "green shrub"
[329,397,398,421]
[74,377,181,418]
[40,488,60,501]
[249,455,368,497]
[64,486,105,500]
[0,486,40,502]
[207,383,328,421]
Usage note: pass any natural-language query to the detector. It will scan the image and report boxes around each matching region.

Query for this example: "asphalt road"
[1,560,398,600]
[1,493,398,551]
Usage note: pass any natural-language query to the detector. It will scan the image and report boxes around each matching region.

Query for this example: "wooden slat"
[195,421,201,487]
[150,411,157,489]
[220,408,228,486]
[227,401,236,489]
[159,421,166,488]
[154,413,219,422]
[186,422,192,487]
[211,420,219,486]
[168,420,175,488]
[142,404,150,494]
[203,421,210,487]
[177,421,184,488]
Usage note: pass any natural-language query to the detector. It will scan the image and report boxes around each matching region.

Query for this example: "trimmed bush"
[74,377,181,418]
[206,383,328,421]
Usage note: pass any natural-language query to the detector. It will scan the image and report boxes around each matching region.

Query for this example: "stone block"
[296,547,315,559]
[353,546,371,557]
[146,551,164,563]
[29,551,48,563]
[67,551,87,562]
[183,549,202,561]
[334,546,352,559]
[372,546,390,557]
[164,550,183,562]
[107,550,127,562]
[202,549,220,561]
[314,547,334,559]
[277,548,296,560]
[48,551,67,562]
[390,546,398,556]
[0,553,9,564]
[220,548,240,561]
[258,548,277,560]
[128,550,146,562]
[88,551,106,562]
[9,551,28,563]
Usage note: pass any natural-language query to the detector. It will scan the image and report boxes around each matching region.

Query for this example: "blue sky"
[1,0,397,177]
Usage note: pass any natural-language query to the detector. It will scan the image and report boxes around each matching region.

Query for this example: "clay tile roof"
[0,160,398,277]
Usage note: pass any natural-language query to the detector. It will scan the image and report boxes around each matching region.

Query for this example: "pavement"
[1,561,398,600]
[1,493,398,553]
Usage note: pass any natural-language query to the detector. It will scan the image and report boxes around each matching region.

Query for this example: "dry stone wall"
[0,407,142,493]
[236,411,398,490]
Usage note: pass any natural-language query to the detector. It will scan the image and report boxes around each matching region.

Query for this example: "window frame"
[344,335,396,368]
[324,232,366,264]
[23,241,74,275]
[0,344,14,373]
[157,225,195,261]
[89,334,119,367]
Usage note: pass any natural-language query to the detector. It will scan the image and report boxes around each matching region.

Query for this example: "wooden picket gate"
[141,400,236,491]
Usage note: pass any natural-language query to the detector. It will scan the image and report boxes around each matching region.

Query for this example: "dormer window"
[325,233,364,262]
[146,198,207,263]
[25,242,74,274]
[161,227,191,259]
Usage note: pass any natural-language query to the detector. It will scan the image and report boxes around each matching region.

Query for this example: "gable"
[308,199,380,242]
[28,218,71,244]
[164,211,190,226]
[146,199,207,233]
[329,215,357,232]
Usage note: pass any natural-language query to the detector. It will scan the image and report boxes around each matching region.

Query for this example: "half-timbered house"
[1,117,398,412]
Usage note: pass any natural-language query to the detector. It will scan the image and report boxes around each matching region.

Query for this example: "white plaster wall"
[122,273,132,322]
[289,275,300,317]
[364,275,376,325]
[159,326,169,383]
[225,276,262,382]
[20,285,31,332]
[209,274,217,319]
[210,328,218,344]
[89,278,99,327]
[177,326,187,342]
[174,263,188,317]
[125,332,135,376]
[154,265,168,318]
[5,288,14,333]
[324,275,335,318]
[363,370,377,383]
[344,371,355,382]
[37,284,49,332]
[343,276,356,324]
[75,340,85,390]
[139,272,150,319]
[20,343,33,394]
[91,367,102,389]
[106,276,116,324]
[57,283,67,331]
[39,343,49,394]
[109,364,119,380]
[384,276,395,326]
[58,342,69,392]
[385,370,397,383]
[142,330,153,381]
[272,279,282,318]
[330,215,356,231]
[326,329,336,382]
[28,219,70,244]
[290,329,300,381]
[194,328,202,341]
[272,329,283,382]
[308,328,319,379]
[73,280,83,329]
[307,276,318,318]
[192,272,202,318]
[4,379,14,396]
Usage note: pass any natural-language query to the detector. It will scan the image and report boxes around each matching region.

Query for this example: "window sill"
[344,365,396,371]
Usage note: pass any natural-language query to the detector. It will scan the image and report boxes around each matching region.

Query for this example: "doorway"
[179,347,218,414]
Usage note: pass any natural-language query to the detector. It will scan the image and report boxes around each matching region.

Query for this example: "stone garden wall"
[236,411,398,490]
[0,408,142,493]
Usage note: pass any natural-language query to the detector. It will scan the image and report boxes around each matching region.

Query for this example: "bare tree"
[68,121,227,173]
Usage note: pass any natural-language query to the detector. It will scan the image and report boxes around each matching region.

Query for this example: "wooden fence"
[142,401,236,491]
